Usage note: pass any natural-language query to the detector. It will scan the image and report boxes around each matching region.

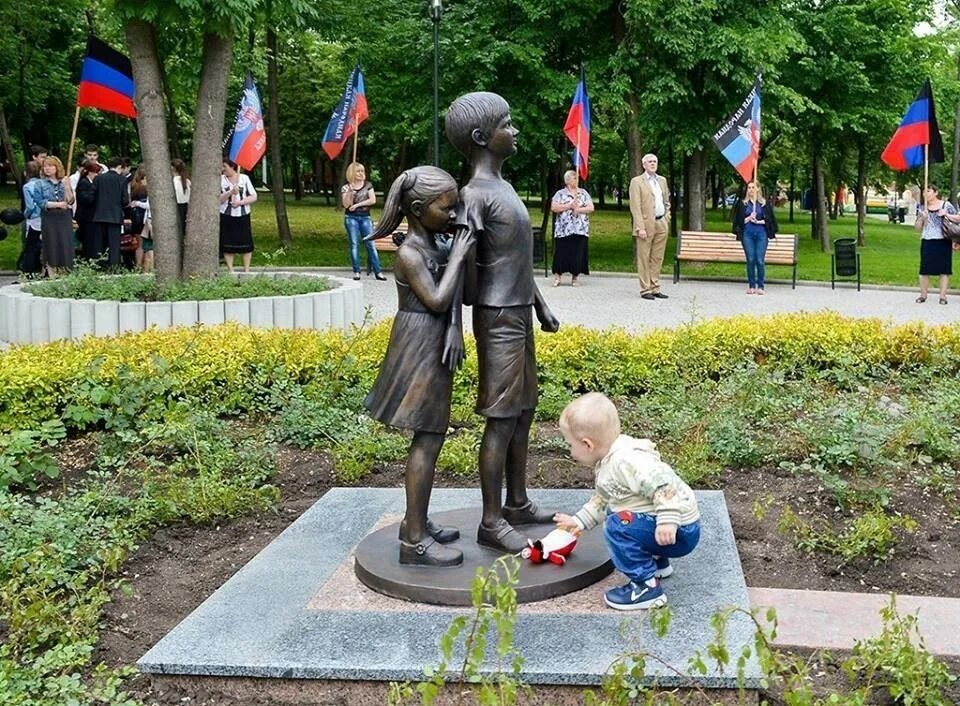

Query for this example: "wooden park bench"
[673,231,798,288]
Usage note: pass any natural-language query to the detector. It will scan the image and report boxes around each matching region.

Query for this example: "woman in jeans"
[732,181,778,294]
[341,162,386,281]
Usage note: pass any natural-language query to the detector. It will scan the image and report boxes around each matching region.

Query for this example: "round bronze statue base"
[354,507,613,606]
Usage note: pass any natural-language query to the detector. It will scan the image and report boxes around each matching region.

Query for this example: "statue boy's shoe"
[398,537,463,567]
[502,500,555,526]
[426,517,460,544]
[398,519,460,545]
[477,519,528,553]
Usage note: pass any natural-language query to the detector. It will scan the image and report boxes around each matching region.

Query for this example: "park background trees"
[2,0,960,272]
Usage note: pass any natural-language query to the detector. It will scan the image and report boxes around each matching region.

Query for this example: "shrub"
[22,267,331,302]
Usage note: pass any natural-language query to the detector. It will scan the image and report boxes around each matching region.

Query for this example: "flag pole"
[351,113,359,165]
[66,105,81,176]
[924,143,929,195]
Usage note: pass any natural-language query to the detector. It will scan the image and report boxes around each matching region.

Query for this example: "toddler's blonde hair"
[559,393,621,446]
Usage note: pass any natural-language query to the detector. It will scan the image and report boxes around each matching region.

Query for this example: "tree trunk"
[293,157,303,200]
[266,24,291,247]
[625,90,643,179]
[124,19,180,284]
[789,164,795,223]
[683,148,705,231]
[813,145,830,252]
[153,26,181,161]
[856,143,866,246]
[0,106,22,191]
[183,32,234,279]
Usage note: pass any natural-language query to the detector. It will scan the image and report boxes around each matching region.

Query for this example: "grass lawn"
[0,185,923,286]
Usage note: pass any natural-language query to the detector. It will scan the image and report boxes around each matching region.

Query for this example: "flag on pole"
[227,74,267,170]
[563,71,591,180]
[712,76,761,183]
[76,36,137,119]
[881,79,944,171]
[322,65,369,160]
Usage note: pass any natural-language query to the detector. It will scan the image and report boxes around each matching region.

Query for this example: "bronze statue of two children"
[365,92,559,567]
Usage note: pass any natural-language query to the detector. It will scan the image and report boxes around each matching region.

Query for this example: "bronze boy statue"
[365,166,475,566]
[445,92,561,553]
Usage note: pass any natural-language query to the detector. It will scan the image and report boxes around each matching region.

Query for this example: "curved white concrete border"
[0,273,363,345]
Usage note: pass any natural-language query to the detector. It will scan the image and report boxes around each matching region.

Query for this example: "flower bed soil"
[93,444,959,705]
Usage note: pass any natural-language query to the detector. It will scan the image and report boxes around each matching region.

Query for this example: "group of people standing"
[18,143,194,277]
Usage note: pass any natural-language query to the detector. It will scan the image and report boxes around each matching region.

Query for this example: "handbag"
[120,233,139,253]
[941,215,960,241]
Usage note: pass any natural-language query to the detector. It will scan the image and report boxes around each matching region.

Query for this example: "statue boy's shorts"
[473,305,538,418]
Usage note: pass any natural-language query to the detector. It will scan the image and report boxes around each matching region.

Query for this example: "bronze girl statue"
[365,166,475,567]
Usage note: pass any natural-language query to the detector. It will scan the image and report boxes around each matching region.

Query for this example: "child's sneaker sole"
[654,565,673,578]
[604,594,668,611]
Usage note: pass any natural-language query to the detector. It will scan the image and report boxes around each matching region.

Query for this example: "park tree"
[115,0,313,284]
[782,0,934,251]
[615,0,800,231]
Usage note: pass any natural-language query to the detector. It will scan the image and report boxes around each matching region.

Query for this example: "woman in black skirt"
[219,159,257,273]
[39,156,75,277]
[914,184,960,305]
[550,169,594,286]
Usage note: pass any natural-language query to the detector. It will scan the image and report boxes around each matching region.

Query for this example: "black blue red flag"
[881,79,944,171]
[76,36,137,119]
[563,73,591,180]
[713,76,761,183]
[227,75,267,171]
[322,65,369,160]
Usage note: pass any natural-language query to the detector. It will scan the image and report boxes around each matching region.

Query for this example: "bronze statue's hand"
[441,325,466,371]
[450,227,474,260]
[539,309,560,333]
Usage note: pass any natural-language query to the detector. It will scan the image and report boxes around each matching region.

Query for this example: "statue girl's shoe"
[398,537,463,567]
[477,518,528,553]
[502,500,555,525]
[398,518,460,545]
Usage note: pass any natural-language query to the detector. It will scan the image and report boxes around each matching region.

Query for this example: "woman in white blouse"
[172,159,191,237]
[550,169,594,287]
[219,159,257,273]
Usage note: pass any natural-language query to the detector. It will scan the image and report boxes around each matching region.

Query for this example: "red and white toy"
[520,528,578,566]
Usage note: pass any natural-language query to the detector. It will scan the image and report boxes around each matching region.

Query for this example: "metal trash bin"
[831,238,860,290]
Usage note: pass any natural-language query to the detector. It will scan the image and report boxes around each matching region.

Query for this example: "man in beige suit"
[629,153,670,300]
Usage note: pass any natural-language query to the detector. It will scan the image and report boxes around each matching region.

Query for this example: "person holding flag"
[880,79,960,304]
[218,76,266,274]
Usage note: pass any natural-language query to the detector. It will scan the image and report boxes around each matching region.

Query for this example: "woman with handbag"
[731,181,778,295]
[914,184,960,305]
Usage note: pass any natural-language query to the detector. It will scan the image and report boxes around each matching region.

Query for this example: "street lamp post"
[431,0,442,166]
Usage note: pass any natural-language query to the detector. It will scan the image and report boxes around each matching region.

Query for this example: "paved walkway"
[750,588,960,657]
[348,269,957,334]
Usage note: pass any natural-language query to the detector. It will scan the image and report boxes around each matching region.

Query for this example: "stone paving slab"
[750,587,960,657]
[138,488,761,688]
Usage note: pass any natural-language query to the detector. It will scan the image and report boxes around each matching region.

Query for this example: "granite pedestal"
[138,488,760,695]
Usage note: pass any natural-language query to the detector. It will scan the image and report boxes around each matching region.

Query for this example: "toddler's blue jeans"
[603,511,701,583]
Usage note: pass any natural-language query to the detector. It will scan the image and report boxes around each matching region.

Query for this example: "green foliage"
[23,266,331,302]
[0,420,66,490]
[437,428,481,478]
[846,600,958,705]
[0,406,279,705]
[330,419,409,483]
[389,555,525,706]
[777,506,918,565]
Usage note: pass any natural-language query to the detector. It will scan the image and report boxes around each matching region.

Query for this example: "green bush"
[23,265,330,302]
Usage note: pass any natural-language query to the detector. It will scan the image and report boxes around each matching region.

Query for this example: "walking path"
[351,269,957,334]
